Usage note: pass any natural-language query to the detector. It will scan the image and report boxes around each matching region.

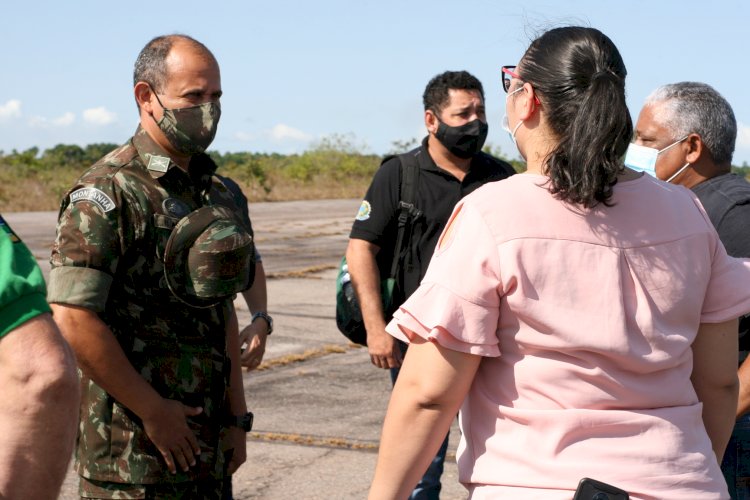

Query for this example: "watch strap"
[225,411,254,432]
[251,311,273,335]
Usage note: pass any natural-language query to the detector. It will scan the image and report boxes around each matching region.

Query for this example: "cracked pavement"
[6,200,464,500]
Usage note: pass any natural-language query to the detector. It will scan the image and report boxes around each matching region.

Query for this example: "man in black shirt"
[633,81,750,499]
[346,70,514,499]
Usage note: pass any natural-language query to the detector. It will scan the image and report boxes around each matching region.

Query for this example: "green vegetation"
[0,134,385,212]
[732,162,750,178]
[0,143,122,212]
[209,134,383,202]
[8,134,743,213]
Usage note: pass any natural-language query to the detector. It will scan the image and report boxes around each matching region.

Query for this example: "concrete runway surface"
[4,199,465,500]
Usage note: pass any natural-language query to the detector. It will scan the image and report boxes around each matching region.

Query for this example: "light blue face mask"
[623,136,688,178]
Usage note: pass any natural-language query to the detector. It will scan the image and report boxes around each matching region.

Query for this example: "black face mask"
[435,117,489,159]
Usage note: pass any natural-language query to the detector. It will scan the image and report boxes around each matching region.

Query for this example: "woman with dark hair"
[368,26,750,499]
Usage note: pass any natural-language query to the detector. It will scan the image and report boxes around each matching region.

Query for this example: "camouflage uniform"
[48,126,249,498]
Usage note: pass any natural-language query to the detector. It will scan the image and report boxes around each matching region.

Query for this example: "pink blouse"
[387,173,750,499]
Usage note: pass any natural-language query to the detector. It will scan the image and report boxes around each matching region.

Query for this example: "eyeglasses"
[502,66,520,93]
[502,65,541,105]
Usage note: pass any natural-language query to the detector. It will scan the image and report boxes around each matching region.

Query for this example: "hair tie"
[591,69,620,83]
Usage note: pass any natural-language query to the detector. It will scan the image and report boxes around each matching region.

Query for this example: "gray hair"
[133,34,214,92]
[645,82,736,165]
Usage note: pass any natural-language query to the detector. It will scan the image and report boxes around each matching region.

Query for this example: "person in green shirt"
[0,213,79,498]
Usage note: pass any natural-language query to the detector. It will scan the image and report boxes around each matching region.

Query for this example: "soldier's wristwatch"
[251,311,273,335]
[226,411,254,432]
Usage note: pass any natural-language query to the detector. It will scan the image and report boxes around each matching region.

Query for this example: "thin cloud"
[269,124,312,142]
[0,99,22,120]
[234,131,256,142]
[53,112,75,126]
[83,106,117,125]
[28,112,76,128]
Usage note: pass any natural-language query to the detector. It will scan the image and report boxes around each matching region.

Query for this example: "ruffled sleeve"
[386,199,502,356]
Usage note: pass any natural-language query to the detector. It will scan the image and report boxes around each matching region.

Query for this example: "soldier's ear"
[134,82,154,115]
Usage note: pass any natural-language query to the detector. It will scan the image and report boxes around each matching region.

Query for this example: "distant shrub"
[0,134,531,211]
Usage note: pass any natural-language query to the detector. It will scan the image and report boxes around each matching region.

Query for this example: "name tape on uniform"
[70,188,116,213]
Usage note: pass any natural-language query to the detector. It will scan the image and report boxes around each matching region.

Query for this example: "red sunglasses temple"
[502,67,520,79]
[502,67,541,105]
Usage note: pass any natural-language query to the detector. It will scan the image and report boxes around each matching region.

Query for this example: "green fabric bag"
[335,256,395,345]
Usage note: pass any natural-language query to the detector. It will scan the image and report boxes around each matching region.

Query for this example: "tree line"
[0,135,744,212]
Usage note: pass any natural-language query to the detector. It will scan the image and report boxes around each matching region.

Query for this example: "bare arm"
[239,261,269,369]
[50,303,203,474]
[346,238,402,369]
[368,337,481,499]
[0,313,79,499]
[225,306,248,473]
[691,319,740,460]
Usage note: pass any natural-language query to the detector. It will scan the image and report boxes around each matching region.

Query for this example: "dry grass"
[248,431,379,451]
[250,176,369,202]
[0,171,369,213]
[265,264,337,280]
[255,344,352,371]
[247,431,457,461]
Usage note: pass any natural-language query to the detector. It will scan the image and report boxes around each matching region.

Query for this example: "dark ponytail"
[519,27,632,208]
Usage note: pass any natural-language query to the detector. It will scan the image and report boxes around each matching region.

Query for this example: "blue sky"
[3,0,750,165]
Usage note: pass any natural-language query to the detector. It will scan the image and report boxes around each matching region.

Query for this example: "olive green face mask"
[152,91,221,155]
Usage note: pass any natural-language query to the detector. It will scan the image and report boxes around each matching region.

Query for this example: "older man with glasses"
[632,81,750,498]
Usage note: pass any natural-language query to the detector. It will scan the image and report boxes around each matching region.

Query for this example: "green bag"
[335,257,395,345]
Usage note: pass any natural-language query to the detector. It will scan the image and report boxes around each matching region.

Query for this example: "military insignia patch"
[70,188,116,213]
[147,155,170,173]
[355,200,371,221]
[163,198,191,219]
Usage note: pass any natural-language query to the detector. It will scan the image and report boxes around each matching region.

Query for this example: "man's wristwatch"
[251,311,273,335]
[226,411,254,432]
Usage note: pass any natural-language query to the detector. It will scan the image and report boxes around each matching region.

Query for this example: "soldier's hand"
[142,398,202,474]
[239,322,268,370]
[224,426,247,474]
[367,328,403,369]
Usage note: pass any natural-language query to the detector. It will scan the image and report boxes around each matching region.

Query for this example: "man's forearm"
[346,240,386,332]
[50,304,163,420]
[226,308,247,415]
[241,261,267,314]
[347,239,403,368]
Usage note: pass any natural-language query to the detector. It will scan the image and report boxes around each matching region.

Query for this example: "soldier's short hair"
[133,34,215,93]
[645,82,737,165]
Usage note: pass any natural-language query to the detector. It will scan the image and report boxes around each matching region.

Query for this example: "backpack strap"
[388,151,422,280]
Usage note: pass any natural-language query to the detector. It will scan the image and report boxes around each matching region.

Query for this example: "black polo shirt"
[350,136,515,306]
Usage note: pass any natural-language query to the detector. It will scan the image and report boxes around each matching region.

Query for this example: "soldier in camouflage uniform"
[48,35,253,499]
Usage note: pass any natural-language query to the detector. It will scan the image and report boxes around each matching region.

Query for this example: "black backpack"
[335,152,422,345]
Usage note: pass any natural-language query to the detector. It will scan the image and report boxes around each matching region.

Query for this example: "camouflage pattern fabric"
[48,126,251,489]
[163,204,254,307]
